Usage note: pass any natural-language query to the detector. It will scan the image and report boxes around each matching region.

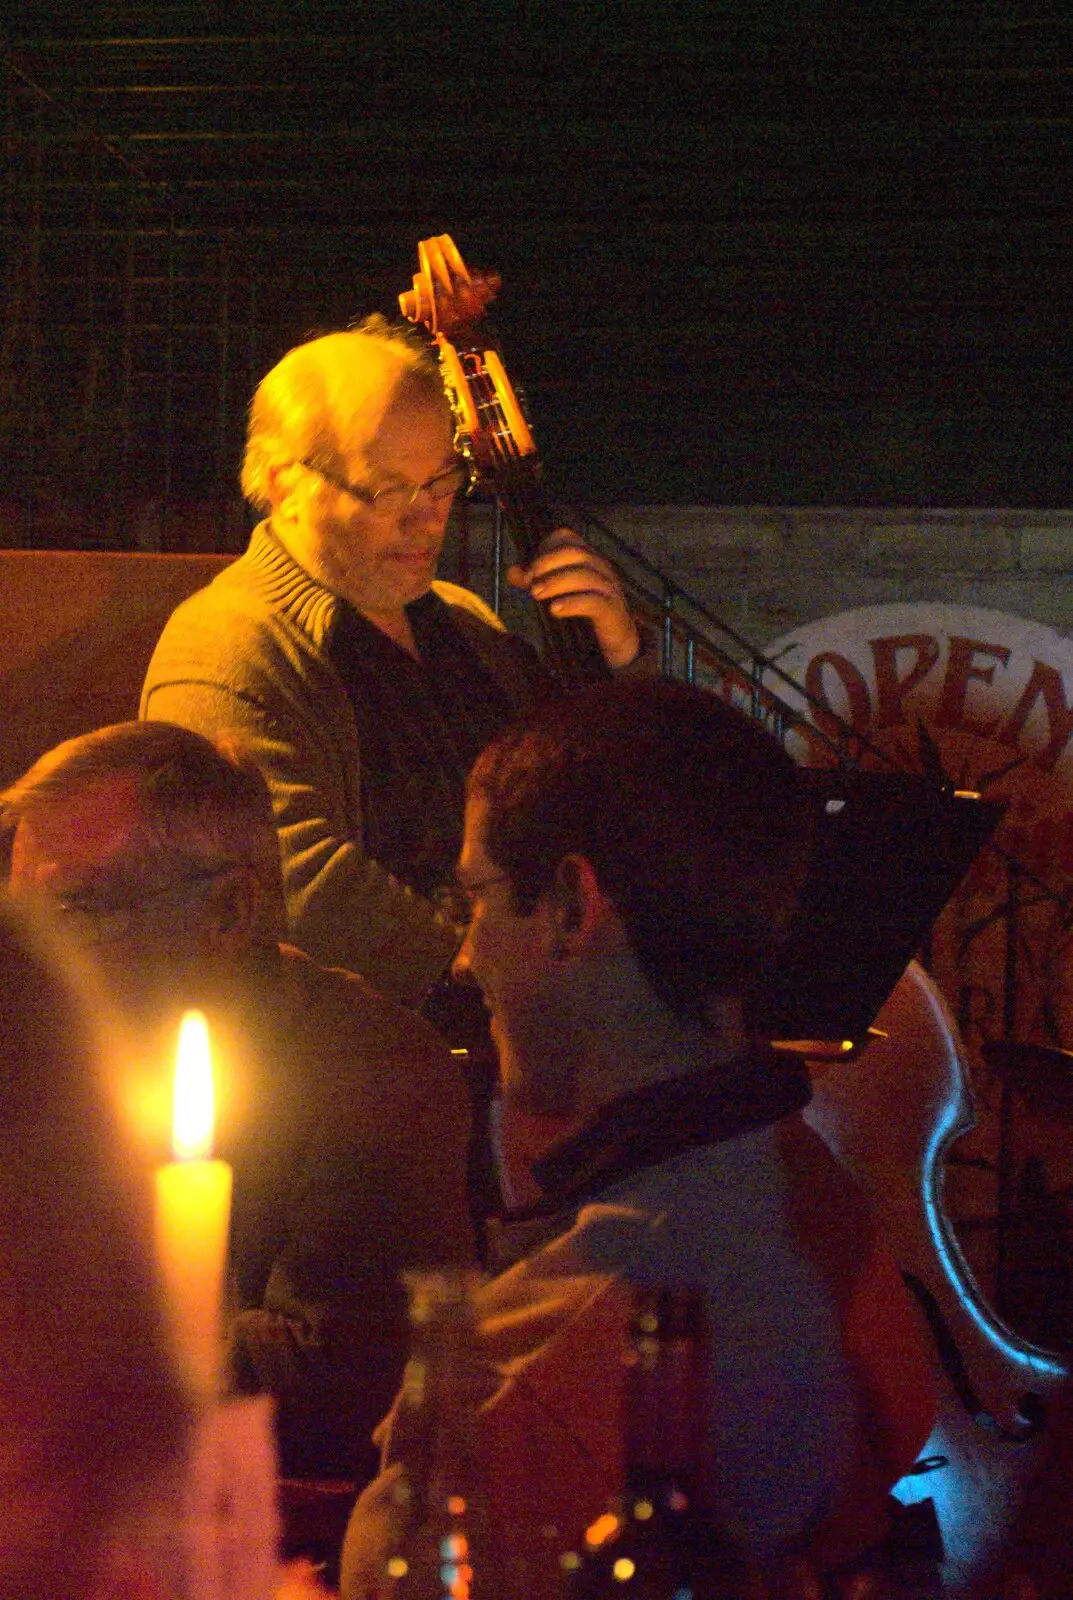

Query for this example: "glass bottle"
[379,1270,502,1600]
[563,1286,750,1600]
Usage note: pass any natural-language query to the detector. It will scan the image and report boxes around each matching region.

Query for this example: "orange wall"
[0,550,231,788]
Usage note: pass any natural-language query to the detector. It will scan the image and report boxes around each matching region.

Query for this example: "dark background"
[1,0,1070,546]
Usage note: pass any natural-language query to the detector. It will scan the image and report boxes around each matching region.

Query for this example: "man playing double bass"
[142,319,643,1005]
[140,318,646,1227]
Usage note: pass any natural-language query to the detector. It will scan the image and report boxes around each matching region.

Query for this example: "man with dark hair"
[341,680,936,1600]
[2,720,475,1482]
[467,676,812,1028]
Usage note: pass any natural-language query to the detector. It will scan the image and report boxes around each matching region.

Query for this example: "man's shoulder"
[494,1130,802,1284]
[555,1126,878,1298]
[278,941,432,1037]
[142,527,341,701]
[275,944,465,1106]
[148,573,255,674]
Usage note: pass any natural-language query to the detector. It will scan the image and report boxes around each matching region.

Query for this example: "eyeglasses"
[300,458,468,516]
[52,864,234,945]
[454,872,512,925]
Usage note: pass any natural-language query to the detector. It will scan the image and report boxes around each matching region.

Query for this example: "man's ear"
[202,865,262,960]
[548,854,619,957]
[265,461,286,510]
[266,460,304,517]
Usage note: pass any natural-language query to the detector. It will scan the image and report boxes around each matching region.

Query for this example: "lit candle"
[154,1010,233,1398]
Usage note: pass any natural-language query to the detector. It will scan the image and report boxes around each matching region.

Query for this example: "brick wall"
[589,507,1073,649]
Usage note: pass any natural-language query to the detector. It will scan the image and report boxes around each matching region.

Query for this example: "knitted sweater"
[140,522,550,1003]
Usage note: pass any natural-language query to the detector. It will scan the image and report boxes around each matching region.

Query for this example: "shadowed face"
[452,795,580,1117]
[8,773,234,1025]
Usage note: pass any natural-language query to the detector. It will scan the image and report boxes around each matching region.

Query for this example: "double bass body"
[804,960,1071,1593]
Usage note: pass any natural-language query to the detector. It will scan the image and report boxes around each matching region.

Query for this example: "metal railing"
[457,492,882,775]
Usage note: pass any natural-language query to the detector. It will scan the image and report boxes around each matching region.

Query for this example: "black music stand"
[749,770,1002,1045]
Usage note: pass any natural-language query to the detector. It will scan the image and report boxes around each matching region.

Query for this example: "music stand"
[749,770,1002,1045]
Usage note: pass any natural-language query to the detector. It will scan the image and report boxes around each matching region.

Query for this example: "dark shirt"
[329,591,521,900]
[216,944,475,1477]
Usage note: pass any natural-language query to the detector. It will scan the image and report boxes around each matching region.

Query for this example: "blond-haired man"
[141,320,642,1007]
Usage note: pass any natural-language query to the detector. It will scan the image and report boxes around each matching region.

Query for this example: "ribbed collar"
[240,520,342,646]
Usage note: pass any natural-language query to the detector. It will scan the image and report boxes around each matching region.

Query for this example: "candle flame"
[172,1010,214,1160]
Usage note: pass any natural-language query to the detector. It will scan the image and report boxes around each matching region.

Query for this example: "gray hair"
[1,722,286,945]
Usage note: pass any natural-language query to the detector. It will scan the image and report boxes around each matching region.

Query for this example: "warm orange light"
[584,1513,621,1550]
[155,1010,232,1396]
[173,1010,214,1159]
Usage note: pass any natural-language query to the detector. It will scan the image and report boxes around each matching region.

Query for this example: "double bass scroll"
[399,234,609,685]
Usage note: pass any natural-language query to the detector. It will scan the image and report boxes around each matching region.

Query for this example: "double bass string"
[467,363,601,685]
[492,453,602,685]
[467,365,566,673]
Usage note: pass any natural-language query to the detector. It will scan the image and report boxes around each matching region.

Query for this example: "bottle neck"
[624,1288,709,1501]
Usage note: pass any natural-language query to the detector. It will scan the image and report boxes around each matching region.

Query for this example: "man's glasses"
[52,864,234,944]
[300,459,468,517]
[454,872,512,926]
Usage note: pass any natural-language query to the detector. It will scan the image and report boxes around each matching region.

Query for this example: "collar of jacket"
[506,1045,812,1226]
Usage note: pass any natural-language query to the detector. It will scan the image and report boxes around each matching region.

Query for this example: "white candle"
[154,1011,233,1398]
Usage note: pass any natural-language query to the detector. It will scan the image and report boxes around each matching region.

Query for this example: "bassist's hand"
[507,528,641,670]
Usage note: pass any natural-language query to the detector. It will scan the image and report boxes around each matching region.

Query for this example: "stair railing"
[466,493,897,776]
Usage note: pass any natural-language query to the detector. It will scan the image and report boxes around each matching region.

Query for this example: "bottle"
[563,1286,750,1600]
[379,1270,502,1600]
